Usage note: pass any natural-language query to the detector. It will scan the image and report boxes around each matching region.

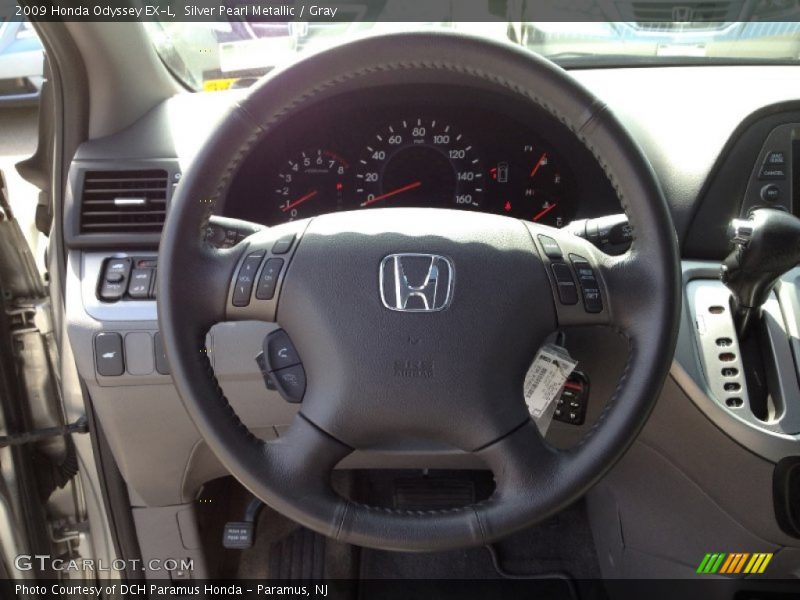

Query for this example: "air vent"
[79,169,169,234]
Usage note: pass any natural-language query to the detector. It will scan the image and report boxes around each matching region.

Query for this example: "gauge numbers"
[355,118,484,210]
[274,149,349,221]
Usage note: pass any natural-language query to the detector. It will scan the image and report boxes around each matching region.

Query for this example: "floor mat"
[230,476,603,599]
[237,504,358,580]
[357,544,580,599]
[494,501,602,580]
[268,526,326,579]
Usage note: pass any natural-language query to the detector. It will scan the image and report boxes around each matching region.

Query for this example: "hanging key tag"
[524,343,578,436]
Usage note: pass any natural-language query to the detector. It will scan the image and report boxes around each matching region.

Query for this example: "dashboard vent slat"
[79,169,169,234]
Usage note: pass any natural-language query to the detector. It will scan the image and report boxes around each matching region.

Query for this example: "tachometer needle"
[529,152,548,178]
[532,203,557,222]
[282,190,318,212]
[361,181,422,207]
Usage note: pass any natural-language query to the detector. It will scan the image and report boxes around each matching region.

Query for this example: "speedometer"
[355,118,483,210]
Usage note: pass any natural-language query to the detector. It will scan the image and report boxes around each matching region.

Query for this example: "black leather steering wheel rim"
[158,32,680,551]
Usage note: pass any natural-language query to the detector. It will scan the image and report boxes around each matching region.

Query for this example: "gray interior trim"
[740,122,798,216]
[673,260,800,462]
[63,22,183,140]
[685,278,752,414]
[78,252,158,322]
[570,66,800,244]
[131,504,207,580]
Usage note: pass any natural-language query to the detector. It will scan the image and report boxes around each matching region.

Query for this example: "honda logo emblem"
[672,6,694,21]
[379,254,454,312]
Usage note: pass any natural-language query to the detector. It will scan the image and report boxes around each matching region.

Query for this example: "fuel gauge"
[495,145,575,227]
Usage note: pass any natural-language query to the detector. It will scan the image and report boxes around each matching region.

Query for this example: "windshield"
[145,11,800,92]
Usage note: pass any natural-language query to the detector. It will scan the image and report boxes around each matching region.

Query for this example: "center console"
[675,127,800,540]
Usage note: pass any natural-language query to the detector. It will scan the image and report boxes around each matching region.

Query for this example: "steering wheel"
[158,32,680,552]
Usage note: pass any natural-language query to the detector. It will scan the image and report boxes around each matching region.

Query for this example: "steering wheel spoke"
[479,420,563,486]
[256,415,352,536]
[474,420,568,535]
[222,222,307,323]
[525,223,614,328]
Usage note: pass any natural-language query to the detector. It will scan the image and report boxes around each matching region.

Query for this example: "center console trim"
[674,261,800,464]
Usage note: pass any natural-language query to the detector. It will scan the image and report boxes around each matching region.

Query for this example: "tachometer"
[354,118,483,210]
[271,149,349,222]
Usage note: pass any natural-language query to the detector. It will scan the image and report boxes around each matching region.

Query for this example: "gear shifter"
[721,208,800,339]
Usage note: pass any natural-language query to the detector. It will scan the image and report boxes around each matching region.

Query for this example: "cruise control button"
[758,166,786,180]
[271,234,295,255]
[255,258,284,300]
[551,262,573,283]
[570,255,603,313]
[557,282,579,305]
[763,151,785,166]
[264,329,301,371]
[232,252,265,307]
[95,332,124,376]
[550,262,578,305]
[582,287,603,313]
[128,268,153,299]
[570,258,594,282]
[271,364,306,403]
[538,235,563,259]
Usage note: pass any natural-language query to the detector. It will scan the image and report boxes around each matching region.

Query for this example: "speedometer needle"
[282,190,318,212]
[361,181,422,207]
[532,203,557,222]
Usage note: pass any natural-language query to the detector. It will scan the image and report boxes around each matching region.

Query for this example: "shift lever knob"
[721,208,800,337]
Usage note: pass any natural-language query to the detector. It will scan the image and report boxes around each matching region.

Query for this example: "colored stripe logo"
[697,552,773,574]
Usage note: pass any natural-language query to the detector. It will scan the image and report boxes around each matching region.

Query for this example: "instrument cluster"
[224,86,621,227]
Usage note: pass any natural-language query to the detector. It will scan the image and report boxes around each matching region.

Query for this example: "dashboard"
[223,86,622,227]
[62,59,800,578]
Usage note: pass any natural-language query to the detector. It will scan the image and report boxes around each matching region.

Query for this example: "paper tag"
[524,344,578,435]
